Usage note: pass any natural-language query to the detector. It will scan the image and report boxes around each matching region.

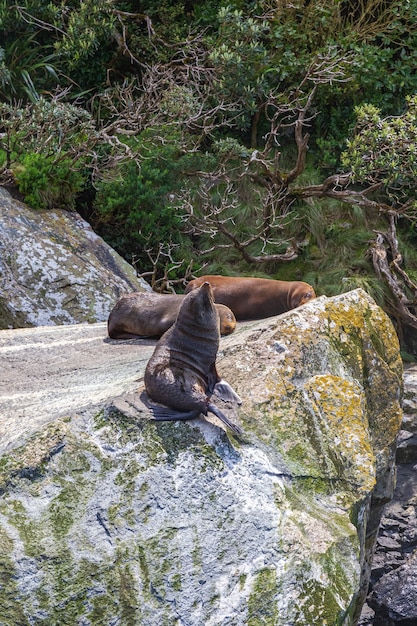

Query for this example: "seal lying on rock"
[108,292,236,339]
[185,274,316,320]
[144,282,242,434]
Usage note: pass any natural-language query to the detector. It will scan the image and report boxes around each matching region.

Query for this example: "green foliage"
[0,34,59,102]
[159,85,200,122]
[271,182,390,305]
[211,137,252,160]
[112,0,201,70]
[13,152,85,210]
[94,158,181,254]
[0,99,98,157]
[54,0,116,66]
[2,0,417,317]
[0,48,11,90]
[192,0,223,28]
[0,98,114,209]
[265,1,341,79]
[92,132,208,272]
[0,0,117,97]
[52,0,117,88]
[341,97,417,204]
[321,2,417,161]
[209,7,270,129]
[204,1,417,158]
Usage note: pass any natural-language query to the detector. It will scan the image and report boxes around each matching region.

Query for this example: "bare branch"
[371,220,417,330]
[134,242,205,293]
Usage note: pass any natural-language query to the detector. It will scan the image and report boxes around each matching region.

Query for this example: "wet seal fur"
[185,274,316,320]
[108,291,236,339]
[144,282,242,434]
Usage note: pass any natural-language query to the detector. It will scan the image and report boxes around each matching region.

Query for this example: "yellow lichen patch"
[326,290,401,369]
[303,375,376,494]
[265,370,297,402]
[362,351,403,445]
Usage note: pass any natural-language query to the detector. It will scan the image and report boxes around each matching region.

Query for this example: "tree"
[340,99,417,334]
[2,0,417,342]
[174,73,417,341]
[175,51,352,265]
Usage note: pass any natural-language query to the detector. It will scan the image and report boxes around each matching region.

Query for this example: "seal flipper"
[148,405,201,422]
[207,403,243,435]
[213,380,242,405]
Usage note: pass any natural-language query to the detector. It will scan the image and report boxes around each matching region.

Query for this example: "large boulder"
[0,289,403,625]
[0,187,148,328]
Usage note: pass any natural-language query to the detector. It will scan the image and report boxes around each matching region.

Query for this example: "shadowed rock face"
[0,187,149,329]
[0,289,403,625]
[358,365,417,626]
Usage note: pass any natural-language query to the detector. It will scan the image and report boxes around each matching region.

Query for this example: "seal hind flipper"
[149,401,243,434]
[207,403,243,435]
[213,380,242,405]
[149,406,201,422]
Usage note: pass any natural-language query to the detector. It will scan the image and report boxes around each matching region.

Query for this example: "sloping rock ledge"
[0,289,403,625]
[0,186,148,329]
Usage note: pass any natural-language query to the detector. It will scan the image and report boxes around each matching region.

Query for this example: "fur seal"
[144,282,242,434]
[108,292,236,339]
[185,274,316,320]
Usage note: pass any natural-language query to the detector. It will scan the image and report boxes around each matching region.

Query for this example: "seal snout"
[200,281,214,303]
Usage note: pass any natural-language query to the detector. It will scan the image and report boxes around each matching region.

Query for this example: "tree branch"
[371,223,417,330]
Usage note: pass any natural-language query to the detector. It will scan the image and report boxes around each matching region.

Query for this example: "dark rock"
[396,431,417,463]
[401,413,417,433]
[376,537,402,550]
[369,549,417,623]
[361,368,417,626]
[357,603,375,626]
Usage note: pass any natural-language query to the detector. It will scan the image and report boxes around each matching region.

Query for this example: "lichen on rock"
[0,187,149,329]
[0,289,403,625]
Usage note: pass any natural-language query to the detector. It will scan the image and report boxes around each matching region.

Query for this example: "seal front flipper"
[207,403,243,435]
[213,380,242,405]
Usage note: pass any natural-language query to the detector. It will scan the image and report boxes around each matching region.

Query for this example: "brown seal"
[185,275,316,320]
[107,292,236,339]
[144,282,242,434]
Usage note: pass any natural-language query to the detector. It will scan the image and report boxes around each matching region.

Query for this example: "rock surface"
[358,365,417,626]
[0,323,155,452]
[0,187,149,329]
[0,289,403,625]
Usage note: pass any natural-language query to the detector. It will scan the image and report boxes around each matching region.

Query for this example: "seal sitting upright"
[144,282,242,434]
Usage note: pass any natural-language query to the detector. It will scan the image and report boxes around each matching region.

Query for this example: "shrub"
[12,152,86,210]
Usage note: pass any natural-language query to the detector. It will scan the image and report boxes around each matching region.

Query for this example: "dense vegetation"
[2,0,417,350]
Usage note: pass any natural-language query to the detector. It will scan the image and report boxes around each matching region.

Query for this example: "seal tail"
[207,403,243,435]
